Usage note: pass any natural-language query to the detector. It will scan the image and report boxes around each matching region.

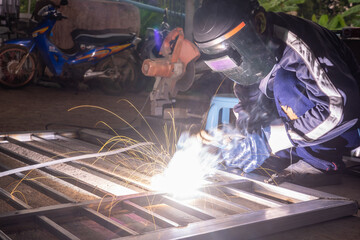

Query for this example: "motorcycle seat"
[71,29,135,47]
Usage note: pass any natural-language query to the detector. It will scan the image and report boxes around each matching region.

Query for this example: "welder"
[194,0,360,177]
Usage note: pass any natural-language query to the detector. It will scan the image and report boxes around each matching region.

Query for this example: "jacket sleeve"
[279,42,359,147]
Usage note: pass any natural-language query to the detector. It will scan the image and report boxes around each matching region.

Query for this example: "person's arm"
[273,45,359,148]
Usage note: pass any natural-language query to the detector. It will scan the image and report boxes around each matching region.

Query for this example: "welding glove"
[221,127,271,173]
[197,129,245,150]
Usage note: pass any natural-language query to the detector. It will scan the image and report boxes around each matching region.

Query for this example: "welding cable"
[0,142,153,178]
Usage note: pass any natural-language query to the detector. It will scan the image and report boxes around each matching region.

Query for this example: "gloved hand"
[197,129,245,149]
[221,127,271,173]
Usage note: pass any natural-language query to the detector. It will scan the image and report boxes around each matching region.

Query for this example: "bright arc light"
[151,134,219,198]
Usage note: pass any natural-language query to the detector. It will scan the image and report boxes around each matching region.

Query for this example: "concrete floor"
[0,84,359,239]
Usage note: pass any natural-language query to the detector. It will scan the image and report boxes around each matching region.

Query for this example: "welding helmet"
[193,0,277,85]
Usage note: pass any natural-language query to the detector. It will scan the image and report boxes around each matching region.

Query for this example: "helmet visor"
[202,43,242,72]
[196,20,276,85]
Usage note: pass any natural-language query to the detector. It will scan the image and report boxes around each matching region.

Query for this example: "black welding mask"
[194,0,278,86]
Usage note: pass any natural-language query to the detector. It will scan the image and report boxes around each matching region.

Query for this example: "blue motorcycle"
[0,0,142,94]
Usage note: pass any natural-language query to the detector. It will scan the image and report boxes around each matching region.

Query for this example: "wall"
[51,0,140,49]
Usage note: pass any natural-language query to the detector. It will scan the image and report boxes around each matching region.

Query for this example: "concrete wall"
[51,0,140,49]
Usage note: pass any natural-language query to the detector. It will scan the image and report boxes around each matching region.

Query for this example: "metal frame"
[0,129,358,239]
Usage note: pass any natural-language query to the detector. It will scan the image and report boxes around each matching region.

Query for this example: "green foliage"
[139,9,163,37]
[309,2,360,30]
[312,13,347,29]
[20,0,37,13]
[259,0,305,13]
[261,0,360,30]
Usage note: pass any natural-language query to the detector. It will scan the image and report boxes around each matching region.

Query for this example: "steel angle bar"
[0,166,139,237]
[118,199,358,240]
[0,192,165,223]
[0,163,74,204]
[36,216,81,240]
[0,230,12,240]
[219,186,284,208]
[31,134,81,153]
[54,133,104,150]
[128,194,216,221]
[0,188,32,209]
[78,128,119,146]
[122,200,180,228]
[0,145,109,197]
[80,208,138,236]
[0,130,77,144]
[198,191,252,213]
[14,134,149,193]
[161,196,216,221]
[203,178,253,190]
[216,170,317,202]
[0,188,80,240]
[6,136,68,159]
[201,179,284,207]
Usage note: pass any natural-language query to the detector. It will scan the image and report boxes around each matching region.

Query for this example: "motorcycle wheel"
[96,54,139,95]
[0,45,36,88]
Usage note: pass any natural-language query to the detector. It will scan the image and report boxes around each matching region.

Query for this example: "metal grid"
[0,129,357,240]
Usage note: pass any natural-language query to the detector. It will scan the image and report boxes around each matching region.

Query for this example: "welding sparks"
[151,132,220,198]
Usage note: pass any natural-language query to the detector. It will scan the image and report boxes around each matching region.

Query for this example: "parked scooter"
[0,0,142,94]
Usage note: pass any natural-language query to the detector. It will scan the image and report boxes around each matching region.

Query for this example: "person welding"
[194,0,360,177]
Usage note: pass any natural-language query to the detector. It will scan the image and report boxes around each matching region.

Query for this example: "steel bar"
[219,186,284,207]
[22,135,151,193]
[0,131,76,144]
[0,188,32,209]
[122,200,180,228]
[80,208,138,236]
[118,199,358,240]
[0,188,80,240]
[162,196,216,221]
[0,145,109,197]
[0,230,12,240]
[198,191,252,213]
[3,136,151,178]
[128,194,216,221]
[0,130,358,240]
[0,192,163,223]
[203,178,253,191]
[0,162,138,237]
[0,163,74,204]
[36,215,81,240]
[216,170,317,202]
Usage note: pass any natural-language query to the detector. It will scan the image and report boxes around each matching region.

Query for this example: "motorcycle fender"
[4,39,35,50]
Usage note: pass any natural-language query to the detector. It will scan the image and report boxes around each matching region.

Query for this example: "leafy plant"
[259,0,306,13]
[20,0,37,14]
